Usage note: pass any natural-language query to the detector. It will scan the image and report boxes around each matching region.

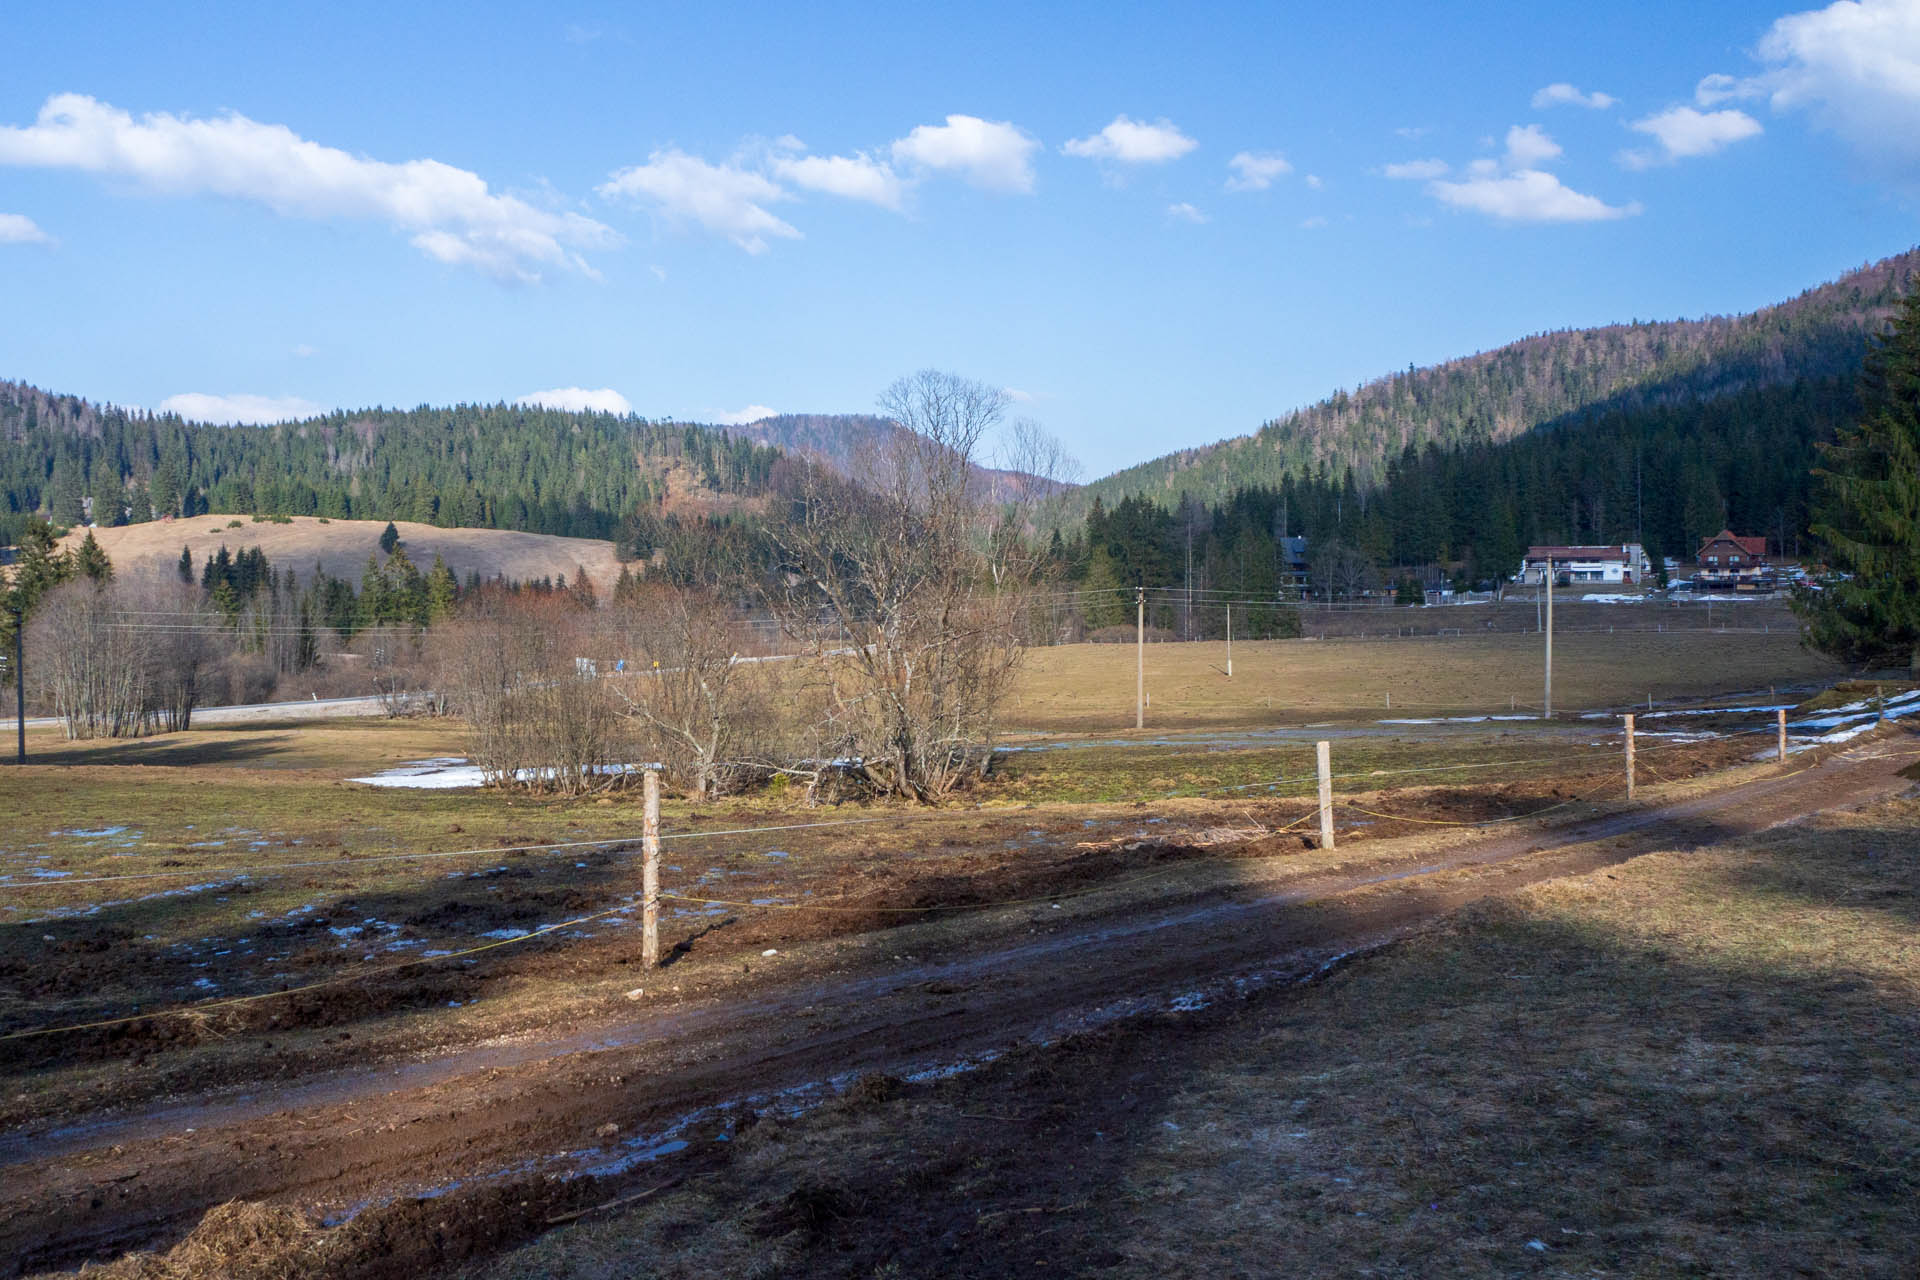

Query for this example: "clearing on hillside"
[60,515,625,594]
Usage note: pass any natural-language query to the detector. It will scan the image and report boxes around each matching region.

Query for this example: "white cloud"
[769,144,904,210]
[1305,174,1324,189]
[1004,387,1036,404]
[1428,169,1640,222]
[291,343,316,358]
[1395,125,1431,139]
[1503,124,1564,169]
[516,387,633,415]
[1383,158,1449,180]
[1620,105,1763,167]
[0,212,51,244]
[1532,83,1618,110]
[1225,150,1291,191]
[598,148,799,254]
[1749,0,1920,171]
[1300,215,1329,229]
[1166,201,1209,223]
[713,404,776,425]
[891,115,1039,192]
[1063,115,1197,164]
[0,94,616,282]
[158,392,324,424]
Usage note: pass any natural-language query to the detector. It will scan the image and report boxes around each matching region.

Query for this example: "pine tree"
[178,545,194,584]
[75,530,113,582]
[426,553,457,623]
[89,467,125,527]
[379,521,401,555]
[1799,282,1920,673]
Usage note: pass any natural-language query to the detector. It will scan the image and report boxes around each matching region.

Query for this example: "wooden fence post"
[1623,713,1636,799]
[1316,740,1334,851]
[643,769,661,968]
[1777,708,1788,767]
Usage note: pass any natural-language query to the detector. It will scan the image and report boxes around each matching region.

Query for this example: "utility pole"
[1225,603,1233,678]
[11,606,22,764]
[1543,558,1554,720]
[1135,586,1145,730]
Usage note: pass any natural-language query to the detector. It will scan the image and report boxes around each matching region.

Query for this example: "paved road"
[0,693,388,733]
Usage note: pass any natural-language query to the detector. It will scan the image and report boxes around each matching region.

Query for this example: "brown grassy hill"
[64,515,624,594]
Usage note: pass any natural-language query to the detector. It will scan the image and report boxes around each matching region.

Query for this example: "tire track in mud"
[4,734,1914,1275]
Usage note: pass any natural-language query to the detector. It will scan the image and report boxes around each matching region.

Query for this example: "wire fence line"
[0,717,1800,898]
[0,720,1879,1044]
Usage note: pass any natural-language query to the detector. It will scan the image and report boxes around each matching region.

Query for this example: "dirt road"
[4,734,1913,1276]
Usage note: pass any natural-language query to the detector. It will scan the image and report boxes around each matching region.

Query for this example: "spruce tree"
[75,530,113,582]
[1799,281,1920,673]
[379,521,401,555]
[426,553,457,623]
[178,545,194,584]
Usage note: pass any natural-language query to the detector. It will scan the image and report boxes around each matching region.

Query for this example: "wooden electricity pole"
[1543,558,1554,720]
[1135,586,1145,730]
[642,769,661,967]
[9,606,21,767]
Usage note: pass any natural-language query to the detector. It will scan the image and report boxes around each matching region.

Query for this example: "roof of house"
[1522,545,1636,562]
[1697,530,1767,557]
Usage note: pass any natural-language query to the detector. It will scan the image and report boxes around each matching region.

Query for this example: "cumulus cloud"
[768,147,904,210]
[598,149,799,254]
[1532,83,1618,110]
[1063,115,1197,164]
[0,94,616,282]
[1716,0,1920,173]
[1225,150,1291,191]
[1503,124,1564,169]
[1401,119,1634,223]
[516,387,633,415]
[1620,105,1763,168]
[1383,158,1449,180]
[158,392,324,424]
[891,115,1040,192]
[1429,169,1640,222]
[0,212,51,244]
[712,404,776,425]
[1166,201,1209,223]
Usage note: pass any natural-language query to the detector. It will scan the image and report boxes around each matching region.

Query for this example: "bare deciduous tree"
[29,580,150,739]
[605,585,778,800]
[431,595,627,796]
[769,370,1072,802]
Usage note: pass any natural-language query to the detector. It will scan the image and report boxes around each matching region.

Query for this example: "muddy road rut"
[4,735,1914,1275]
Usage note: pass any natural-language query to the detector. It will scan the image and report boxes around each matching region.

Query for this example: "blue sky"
[4,0,1920,476]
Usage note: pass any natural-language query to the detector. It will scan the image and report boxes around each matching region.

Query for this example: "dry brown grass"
[1008,629,1841,731]
[64,1201,327,1279]
[62,515,624,594]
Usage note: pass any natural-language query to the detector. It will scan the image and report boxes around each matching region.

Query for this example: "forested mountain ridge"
[0,387,783,554]
[1064,247,1920,521]
[713,411,1068,496]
